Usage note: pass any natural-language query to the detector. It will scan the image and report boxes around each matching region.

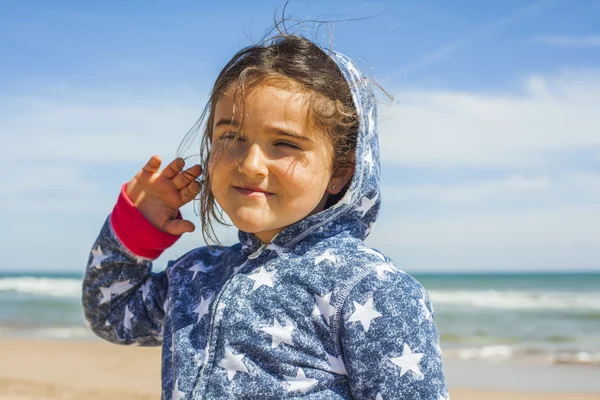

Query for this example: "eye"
[218,132,244,141]
[275,141,300,149]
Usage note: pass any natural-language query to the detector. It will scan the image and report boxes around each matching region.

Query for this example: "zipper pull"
[247,243,266,260]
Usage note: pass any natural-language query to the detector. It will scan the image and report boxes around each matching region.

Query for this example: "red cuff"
[110,183,182,259]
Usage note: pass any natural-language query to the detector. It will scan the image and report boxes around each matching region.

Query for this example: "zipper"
[194,247,267,398]
[247,243,266,260]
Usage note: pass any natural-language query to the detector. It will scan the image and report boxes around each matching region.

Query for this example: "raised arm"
[82,156,202,345]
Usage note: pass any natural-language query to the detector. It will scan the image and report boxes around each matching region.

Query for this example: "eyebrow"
[214,118,240,129]
[273,128,313,142]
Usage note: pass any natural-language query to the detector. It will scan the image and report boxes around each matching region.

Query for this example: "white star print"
[112,280,134,295]
[248,266,276,291]
[232,261,247,275]
[376,393,383,400]
[283,367,318,393]
[375,263,396,280]
[266,243,286,255]
[189,261,211,280]
[98,280,133,304]
[326,352,347,375]
[332,187,355,209]
[194,347,207,367]
[141,279,151,301]
[209,248,224,257]
[355,194,378,217]
[90,246,110,269]
[193,294,214,323]
[260,318,295,348]
[172,379,185,400]
[163,297,170,315]
[389,343,424,377]
[315,249,337,265]
[312,292,335,325]
[347,296,382,332]
[123,305,134,331]
[439,396,447,400]
[359,247,386,261]
[219,347,249,381]
[364,149,373,172]
[419,292,432,321]
[99,286,112,304]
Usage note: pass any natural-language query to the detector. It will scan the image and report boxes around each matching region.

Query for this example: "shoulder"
[340,258,435,323]
[166,243,241,275]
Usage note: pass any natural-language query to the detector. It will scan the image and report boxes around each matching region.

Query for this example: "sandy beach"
[0,338,598,400]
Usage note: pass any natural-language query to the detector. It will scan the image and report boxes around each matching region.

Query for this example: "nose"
[238,143,268,177]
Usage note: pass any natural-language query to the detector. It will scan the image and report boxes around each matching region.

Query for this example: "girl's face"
[208,83,349,244]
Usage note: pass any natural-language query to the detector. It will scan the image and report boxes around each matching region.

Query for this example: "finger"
[173,164,202,190]
[163,219,195,235]
[179,180,201,204]
[141,155,162,174]
[161,158,185,179]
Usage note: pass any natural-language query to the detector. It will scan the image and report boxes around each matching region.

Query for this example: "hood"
[238,50,381,254]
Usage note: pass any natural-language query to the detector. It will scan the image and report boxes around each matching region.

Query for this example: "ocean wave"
[443,345,600,366]
[0,325,95,340]
[0,277,82,298]
[429,290,600,311]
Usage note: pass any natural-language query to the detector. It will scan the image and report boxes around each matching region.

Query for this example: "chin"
[229,213,272,234]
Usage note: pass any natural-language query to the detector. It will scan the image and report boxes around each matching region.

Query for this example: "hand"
[126,155,202,235]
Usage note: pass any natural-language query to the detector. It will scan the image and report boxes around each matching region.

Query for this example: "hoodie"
[82,51,449,400]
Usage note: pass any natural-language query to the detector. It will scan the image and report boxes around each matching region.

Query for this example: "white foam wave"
[0,277,82,298]
[445,345,600,366]
[429,290,600,311]
[0,325,95,340]
[456,345,515,361]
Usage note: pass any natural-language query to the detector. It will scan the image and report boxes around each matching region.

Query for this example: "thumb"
[163,219,196,236]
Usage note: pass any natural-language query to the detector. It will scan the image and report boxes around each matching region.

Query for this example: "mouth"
[233,186,274,196]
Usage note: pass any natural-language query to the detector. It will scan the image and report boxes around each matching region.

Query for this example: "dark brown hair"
[178,34,359,245]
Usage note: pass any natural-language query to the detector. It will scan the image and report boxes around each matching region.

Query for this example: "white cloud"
[382,172,600,206]
[532,35,600,47]
[368,205,600,270]
[0,88,206,163]
[378,70,600,168]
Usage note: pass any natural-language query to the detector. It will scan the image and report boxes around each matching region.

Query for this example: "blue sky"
[1,0,599,272]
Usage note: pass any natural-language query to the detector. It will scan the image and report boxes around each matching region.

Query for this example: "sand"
[0,338,598,400]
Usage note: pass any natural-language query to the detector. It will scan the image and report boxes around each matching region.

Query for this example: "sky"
[1,0,599,272]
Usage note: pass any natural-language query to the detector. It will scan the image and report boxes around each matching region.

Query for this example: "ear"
[327,165,355,195]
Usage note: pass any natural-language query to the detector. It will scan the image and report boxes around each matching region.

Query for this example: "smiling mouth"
[233,186,274,196]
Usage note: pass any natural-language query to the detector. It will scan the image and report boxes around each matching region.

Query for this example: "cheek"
[281,158,330,194]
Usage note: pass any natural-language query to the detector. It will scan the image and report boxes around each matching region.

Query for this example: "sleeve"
[340,268,449,400]
[81,183,182,346]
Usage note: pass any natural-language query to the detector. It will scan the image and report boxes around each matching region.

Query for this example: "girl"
[82,34,449,399]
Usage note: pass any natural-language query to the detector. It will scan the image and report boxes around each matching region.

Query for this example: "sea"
[1,270,599,367]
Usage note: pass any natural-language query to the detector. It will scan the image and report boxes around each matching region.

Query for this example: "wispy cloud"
[531,34,600,47]
[379,69,600,168]
[368,204,600,270]
[394,0,557,77]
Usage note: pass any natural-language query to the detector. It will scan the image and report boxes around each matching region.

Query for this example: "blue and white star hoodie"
[82,51,449,399]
